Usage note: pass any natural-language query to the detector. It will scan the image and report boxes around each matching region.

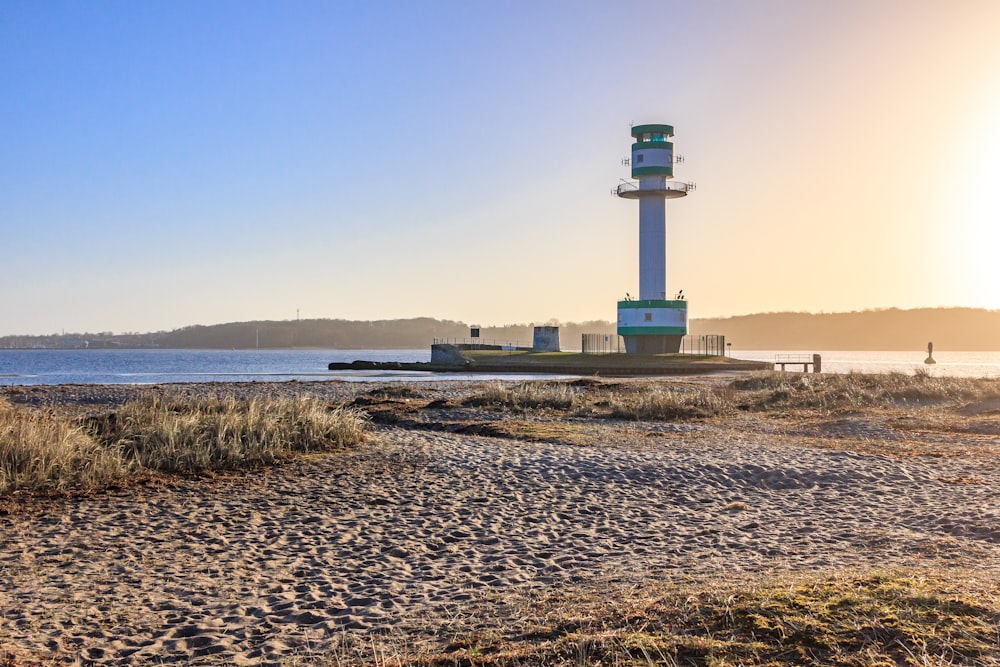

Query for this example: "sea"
[0,348,998,386]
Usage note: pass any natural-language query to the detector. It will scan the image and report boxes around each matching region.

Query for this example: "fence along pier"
[581,334,726,356]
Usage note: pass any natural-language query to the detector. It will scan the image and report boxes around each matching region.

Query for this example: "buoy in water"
[924,341,936,365]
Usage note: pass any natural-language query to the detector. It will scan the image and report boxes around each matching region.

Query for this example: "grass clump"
[462,382,577,411]
[679,571,1000,666]
[0,399,123,494]
[86,395,367,473]
[393,571,1000,666]
[609,386,731,421]
[0,395,368,496]
[734,371,1000,412]
[366,385,426,400]
[450,420,596,446]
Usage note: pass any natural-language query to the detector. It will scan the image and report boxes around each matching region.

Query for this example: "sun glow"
[952,87,1000,310]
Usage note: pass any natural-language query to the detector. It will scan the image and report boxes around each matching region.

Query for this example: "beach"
[2,376,999,665]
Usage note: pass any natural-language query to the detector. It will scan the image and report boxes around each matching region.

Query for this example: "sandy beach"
[2,377,999,665]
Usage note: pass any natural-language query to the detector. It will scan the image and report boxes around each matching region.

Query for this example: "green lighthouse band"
[630,166,675,177]
[617,299,686,309]
[631,141,673,152]
[617,299,688,336]
[631,124,674,137]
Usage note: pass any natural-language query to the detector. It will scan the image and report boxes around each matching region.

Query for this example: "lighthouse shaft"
[638,186,667,300]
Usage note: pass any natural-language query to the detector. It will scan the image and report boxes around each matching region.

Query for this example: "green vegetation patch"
[406,571,1000,666]
[684,572,1000,666]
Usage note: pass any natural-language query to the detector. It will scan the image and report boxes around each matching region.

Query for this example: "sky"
[2,0,999,335]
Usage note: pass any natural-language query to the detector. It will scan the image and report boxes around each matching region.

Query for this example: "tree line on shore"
[689,307,999,351]
[1,307,996,351]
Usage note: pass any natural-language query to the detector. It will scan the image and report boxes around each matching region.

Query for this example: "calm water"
[735,350,1000,379]
[0,348,998,386]
[0,348,570,386]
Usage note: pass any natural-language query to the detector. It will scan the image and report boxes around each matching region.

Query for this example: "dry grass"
[370,373,1000,433]
[608,386,732,421]
[450,420,598,446]
[0,395,368,495]
[85,394,368,473]
[333,570,1000,666]
[462,382,578,411]
[366,385,428,400]
[584,372,1000,422]
[734,371,1000,412]
[0,399,123,494]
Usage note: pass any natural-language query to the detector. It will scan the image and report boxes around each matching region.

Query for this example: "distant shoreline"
[2,307,998,351]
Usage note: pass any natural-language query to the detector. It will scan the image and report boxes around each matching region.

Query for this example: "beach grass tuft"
[462,382,578,411]
[0,399,123,494]
[734,371,1000,411]
[0,395,368,495]
[85,394,368,474]
[366,385,427,400]
[609,386,731,421]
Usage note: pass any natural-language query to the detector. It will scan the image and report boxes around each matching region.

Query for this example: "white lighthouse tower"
[616,123,694,354]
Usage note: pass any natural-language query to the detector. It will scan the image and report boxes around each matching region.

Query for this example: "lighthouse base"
[617,299,688,355]
[622,334,683,354]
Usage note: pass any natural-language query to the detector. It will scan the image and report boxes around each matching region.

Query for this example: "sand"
[1,379,999,664]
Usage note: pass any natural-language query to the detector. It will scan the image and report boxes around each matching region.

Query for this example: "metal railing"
[775,353,822,373]
[678,334,726,356]
[433,337,523,350]
[615,180,696,196]
[774,354,815,364]
[581,333,726,356]
[581,333,623,354]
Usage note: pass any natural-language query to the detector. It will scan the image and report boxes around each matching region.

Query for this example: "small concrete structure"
[532,326,560,352]
[431,344,470,365]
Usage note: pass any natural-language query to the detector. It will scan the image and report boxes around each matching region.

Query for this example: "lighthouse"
[616,123,694,354]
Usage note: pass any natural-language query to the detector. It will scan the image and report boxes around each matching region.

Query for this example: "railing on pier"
[679,334,726,356]
[433,337,523,350]
[581,333,727,356]
[581,333,623,354]
[775,354,822,373]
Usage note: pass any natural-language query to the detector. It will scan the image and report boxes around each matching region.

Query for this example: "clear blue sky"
[3,1,999,335]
